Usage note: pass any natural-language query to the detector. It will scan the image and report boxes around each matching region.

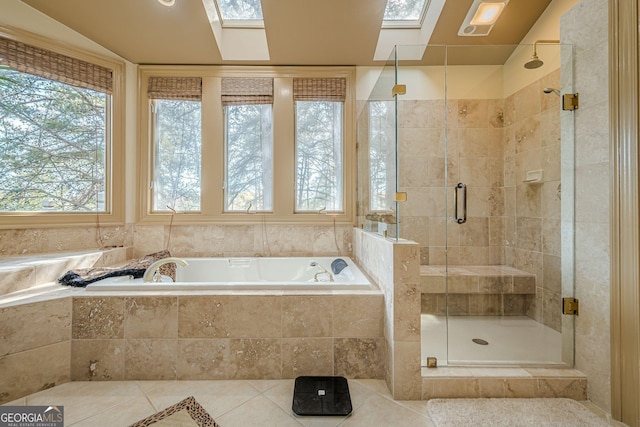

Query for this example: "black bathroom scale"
[292,376,352,416]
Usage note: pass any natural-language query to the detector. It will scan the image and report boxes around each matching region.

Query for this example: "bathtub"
[85,256,373,291]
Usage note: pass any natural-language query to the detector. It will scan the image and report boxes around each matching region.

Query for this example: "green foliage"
[225,104,272,211]
[0,68,106,212]
[295,101,343,211]
[153,99,201,211]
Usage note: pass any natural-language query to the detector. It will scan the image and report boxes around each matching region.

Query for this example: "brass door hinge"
[392,84,406,97]
[562,93,579,110]
[394,192,407,202]
[563,297,579,315]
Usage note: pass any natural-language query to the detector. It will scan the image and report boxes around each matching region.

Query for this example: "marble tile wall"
[69,293,385,383]
[0,224,353,259]
[0,247,130,296]
[503,69,564,332]
[561,0,611,412]
[0,298,71,403]
[394,74,563,331]
[396,98,505,266]
[354,229,421,400]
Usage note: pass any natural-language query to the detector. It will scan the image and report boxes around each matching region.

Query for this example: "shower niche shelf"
[522,169,543,184]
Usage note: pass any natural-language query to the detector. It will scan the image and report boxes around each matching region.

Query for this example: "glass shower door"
[442,44,575,366]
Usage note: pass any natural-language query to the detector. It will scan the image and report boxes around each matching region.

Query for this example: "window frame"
[137,66,355,225]
[0,27,125,229]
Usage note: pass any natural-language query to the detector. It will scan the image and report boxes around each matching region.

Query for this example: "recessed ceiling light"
[158,0,176,7]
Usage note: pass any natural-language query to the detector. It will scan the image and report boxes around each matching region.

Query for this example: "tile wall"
[0,290,384,404]
[561,0,611,412]
[392,70,563,331]
[0,223,354,258]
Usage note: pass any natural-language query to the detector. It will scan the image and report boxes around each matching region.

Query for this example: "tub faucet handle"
[143,257,188,283]
[310,261,334,282]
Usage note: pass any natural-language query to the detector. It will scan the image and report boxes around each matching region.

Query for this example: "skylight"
[383,0,429,28]
[214,0,263,27]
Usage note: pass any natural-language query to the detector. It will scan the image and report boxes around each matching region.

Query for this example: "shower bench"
[419,265,536,316]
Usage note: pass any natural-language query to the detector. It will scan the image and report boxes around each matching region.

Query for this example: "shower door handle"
[454,182,467,224]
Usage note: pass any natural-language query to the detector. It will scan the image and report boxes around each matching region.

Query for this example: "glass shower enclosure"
[356,43,575,367]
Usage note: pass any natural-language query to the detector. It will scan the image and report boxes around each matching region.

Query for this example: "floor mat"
[129,396,219,427]
[427,398,608,427]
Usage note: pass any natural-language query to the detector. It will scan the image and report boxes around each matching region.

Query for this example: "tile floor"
[3,379,622,427]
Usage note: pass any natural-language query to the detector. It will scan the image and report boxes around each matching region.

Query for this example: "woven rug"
[427,398,609,427]
[129,396,220,427]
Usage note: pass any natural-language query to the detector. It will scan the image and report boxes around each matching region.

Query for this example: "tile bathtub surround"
[0,247,130,297]
[0,297,73,403]
[353,229,422,400]
[69,293,386,383]
[133,223,355,258]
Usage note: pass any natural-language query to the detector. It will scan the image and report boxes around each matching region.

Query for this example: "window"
[382,0,429,27]
[222,78,273,212]
[0,33,124,225]
[138,68,354,224]
[294,78,345,212]
[213,0,263,27]
[368,101,395,211]
[148,77,202,212]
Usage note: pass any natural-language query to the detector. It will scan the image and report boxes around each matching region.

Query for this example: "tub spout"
[143,257,188,283]
[310,261,334,282]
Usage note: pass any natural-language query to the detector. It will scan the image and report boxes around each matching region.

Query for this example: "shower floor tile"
[421,315,564,366]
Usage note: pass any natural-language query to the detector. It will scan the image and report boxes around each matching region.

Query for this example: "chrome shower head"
[543,87,561,96]
[524,53,544,69]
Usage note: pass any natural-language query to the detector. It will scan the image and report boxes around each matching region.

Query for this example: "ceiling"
[20,0,552,66]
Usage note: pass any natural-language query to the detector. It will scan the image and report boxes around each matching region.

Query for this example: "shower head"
[523,39,560,70]
[543,87,561,96]
[524,53,544,69]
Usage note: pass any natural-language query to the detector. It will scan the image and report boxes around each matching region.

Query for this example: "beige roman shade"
[221,77,273,106]
[147,77,202,100]
[0,36,113,94]
[293,78,346,101]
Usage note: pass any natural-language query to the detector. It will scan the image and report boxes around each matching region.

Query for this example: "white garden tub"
[85,256,373,291]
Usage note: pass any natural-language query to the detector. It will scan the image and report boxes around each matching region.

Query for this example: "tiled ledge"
[419,265,537,316]
[421,366,587,400]
[420,265,536,294]
[0,247,131,298]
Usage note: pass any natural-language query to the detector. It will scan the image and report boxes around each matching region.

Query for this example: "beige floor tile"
[216,394,303,427]
[339,394,434,427]
[68,396,156,426]
[25,381,144,425]
[143,380,260,418]
[247,379,293,393]
[395,400,431,417]
[134,380,174,394]
[349,379,391,397]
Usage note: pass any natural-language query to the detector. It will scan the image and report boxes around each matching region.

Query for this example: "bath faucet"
[310,261,334,282]
[143,257,188,283]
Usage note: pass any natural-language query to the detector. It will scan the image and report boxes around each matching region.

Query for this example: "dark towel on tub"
[58,250,174,287]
